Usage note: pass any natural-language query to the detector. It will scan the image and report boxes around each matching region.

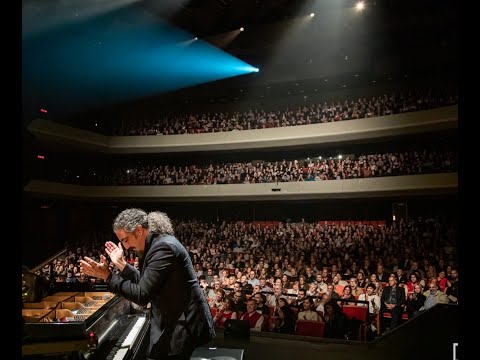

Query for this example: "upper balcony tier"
[28,105,457,154]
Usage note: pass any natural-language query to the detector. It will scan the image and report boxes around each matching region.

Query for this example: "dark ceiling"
[154,0,455,38]
[89,0,458,110]
[22,0,456,123]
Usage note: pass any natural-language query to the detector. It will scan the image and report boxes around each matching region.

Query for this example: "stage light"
[236,65,258,74]
[240,27,244,32]
[355,1,365,11]
[310,13,315,17]
[194,37,198,41]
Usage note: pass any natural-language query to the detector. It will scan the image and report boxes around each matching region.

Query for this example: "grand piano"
[22,273,150,360]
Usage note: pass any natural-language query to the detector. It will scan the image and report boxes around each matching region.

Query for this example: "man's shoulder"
[150,234,182,252]
[152,234,178,244]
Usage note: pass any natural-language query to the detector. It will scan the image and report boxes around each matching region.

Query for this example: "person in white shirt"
[358,283,381,314]
[358,283,381,336]
[297,297,320,321]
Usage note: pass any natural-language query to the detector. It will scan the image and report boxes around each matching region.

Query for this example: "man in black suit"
[380,275,405,333]
[80,208,215,360]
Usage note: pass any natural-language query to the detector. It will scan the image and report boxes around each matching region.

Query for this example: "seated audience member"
[358,283,381,337]
[407,261,426,281]
[267,284,284,306]
[323,300,348,339]
[273,296,289,316]
[306,282,320,298]
[437,270,448,292]
[369,273,382,297]
[376,264,389,283]
[208,288,225,309]
[65,271,78,283]
[287,281,300,297]
[332,274,344,295]
[340,285,356,305]
[380,276,406,332]
[395,268,407,285]
[297,297,320,321]
[78,273,89,283]
[422,282,449,310]
[252,292,270,315]
[405,284,426,318]
[320,268,331,284]
[298,275,308,292]
[240,298,264,332]
[232,290,247,313]
[358,283,381,316]
[281,274,292,289]
[292,289,307,311]
[207,281,222,299]
[260,277,273,293]
[273,297,297,334]
[315,273,328,294]
[127,253,136,265]
[199,275,209,295]
[316,293,331,316]
[356,271,367,289]
[406,272,420,294]
[252,284,262,296]
[304,266,316,284]
[326,284,341,300]
[445,269,459,303]
[213,297,237,328]
[349,278,364,297]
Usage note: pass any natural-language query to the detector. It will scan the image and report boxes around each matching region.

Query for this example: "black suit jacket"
[109,234,215,359]
[380,285,406,311]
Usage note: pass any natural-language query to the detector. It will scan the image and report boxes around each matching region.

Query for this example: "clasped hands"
[79,241,127,281]
[385,303,396,310]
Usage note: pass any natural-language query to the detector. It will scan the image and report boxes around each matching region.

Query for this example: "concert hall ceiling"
[22,0,456,122]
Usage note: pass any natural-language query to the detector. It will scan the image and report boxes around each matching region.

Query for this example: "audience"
[36,215,458,339]
[102,89,457,136]
[44,148,457,186]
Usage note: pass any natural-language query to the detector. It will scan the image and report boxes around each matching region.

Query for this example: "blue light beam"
[22,5,258,118]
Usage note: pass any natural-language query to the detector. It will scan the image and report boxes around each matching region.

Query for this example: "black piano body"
[22,283,150,360]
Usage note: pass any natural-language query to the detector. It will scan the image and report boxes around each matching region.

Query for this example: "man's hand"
[80,255,111,281]
[105,241,127,272]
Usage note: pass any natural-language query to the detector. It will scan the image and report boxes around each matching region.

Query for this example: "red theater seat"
[342,306,368,322]
[342,305,368,340]
[295,320,325,337]
[382,312,409,320]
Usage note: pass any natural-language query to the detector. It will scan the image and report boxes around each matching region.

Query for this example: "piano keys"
[90,314,149,360]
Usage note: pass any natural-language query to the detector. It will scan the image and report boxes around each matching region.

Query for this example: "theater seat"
[342,305,368,340]
[382,312,409,320]
[342,305,368,322]
[379,311,409,334]
[295,320,325,338]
